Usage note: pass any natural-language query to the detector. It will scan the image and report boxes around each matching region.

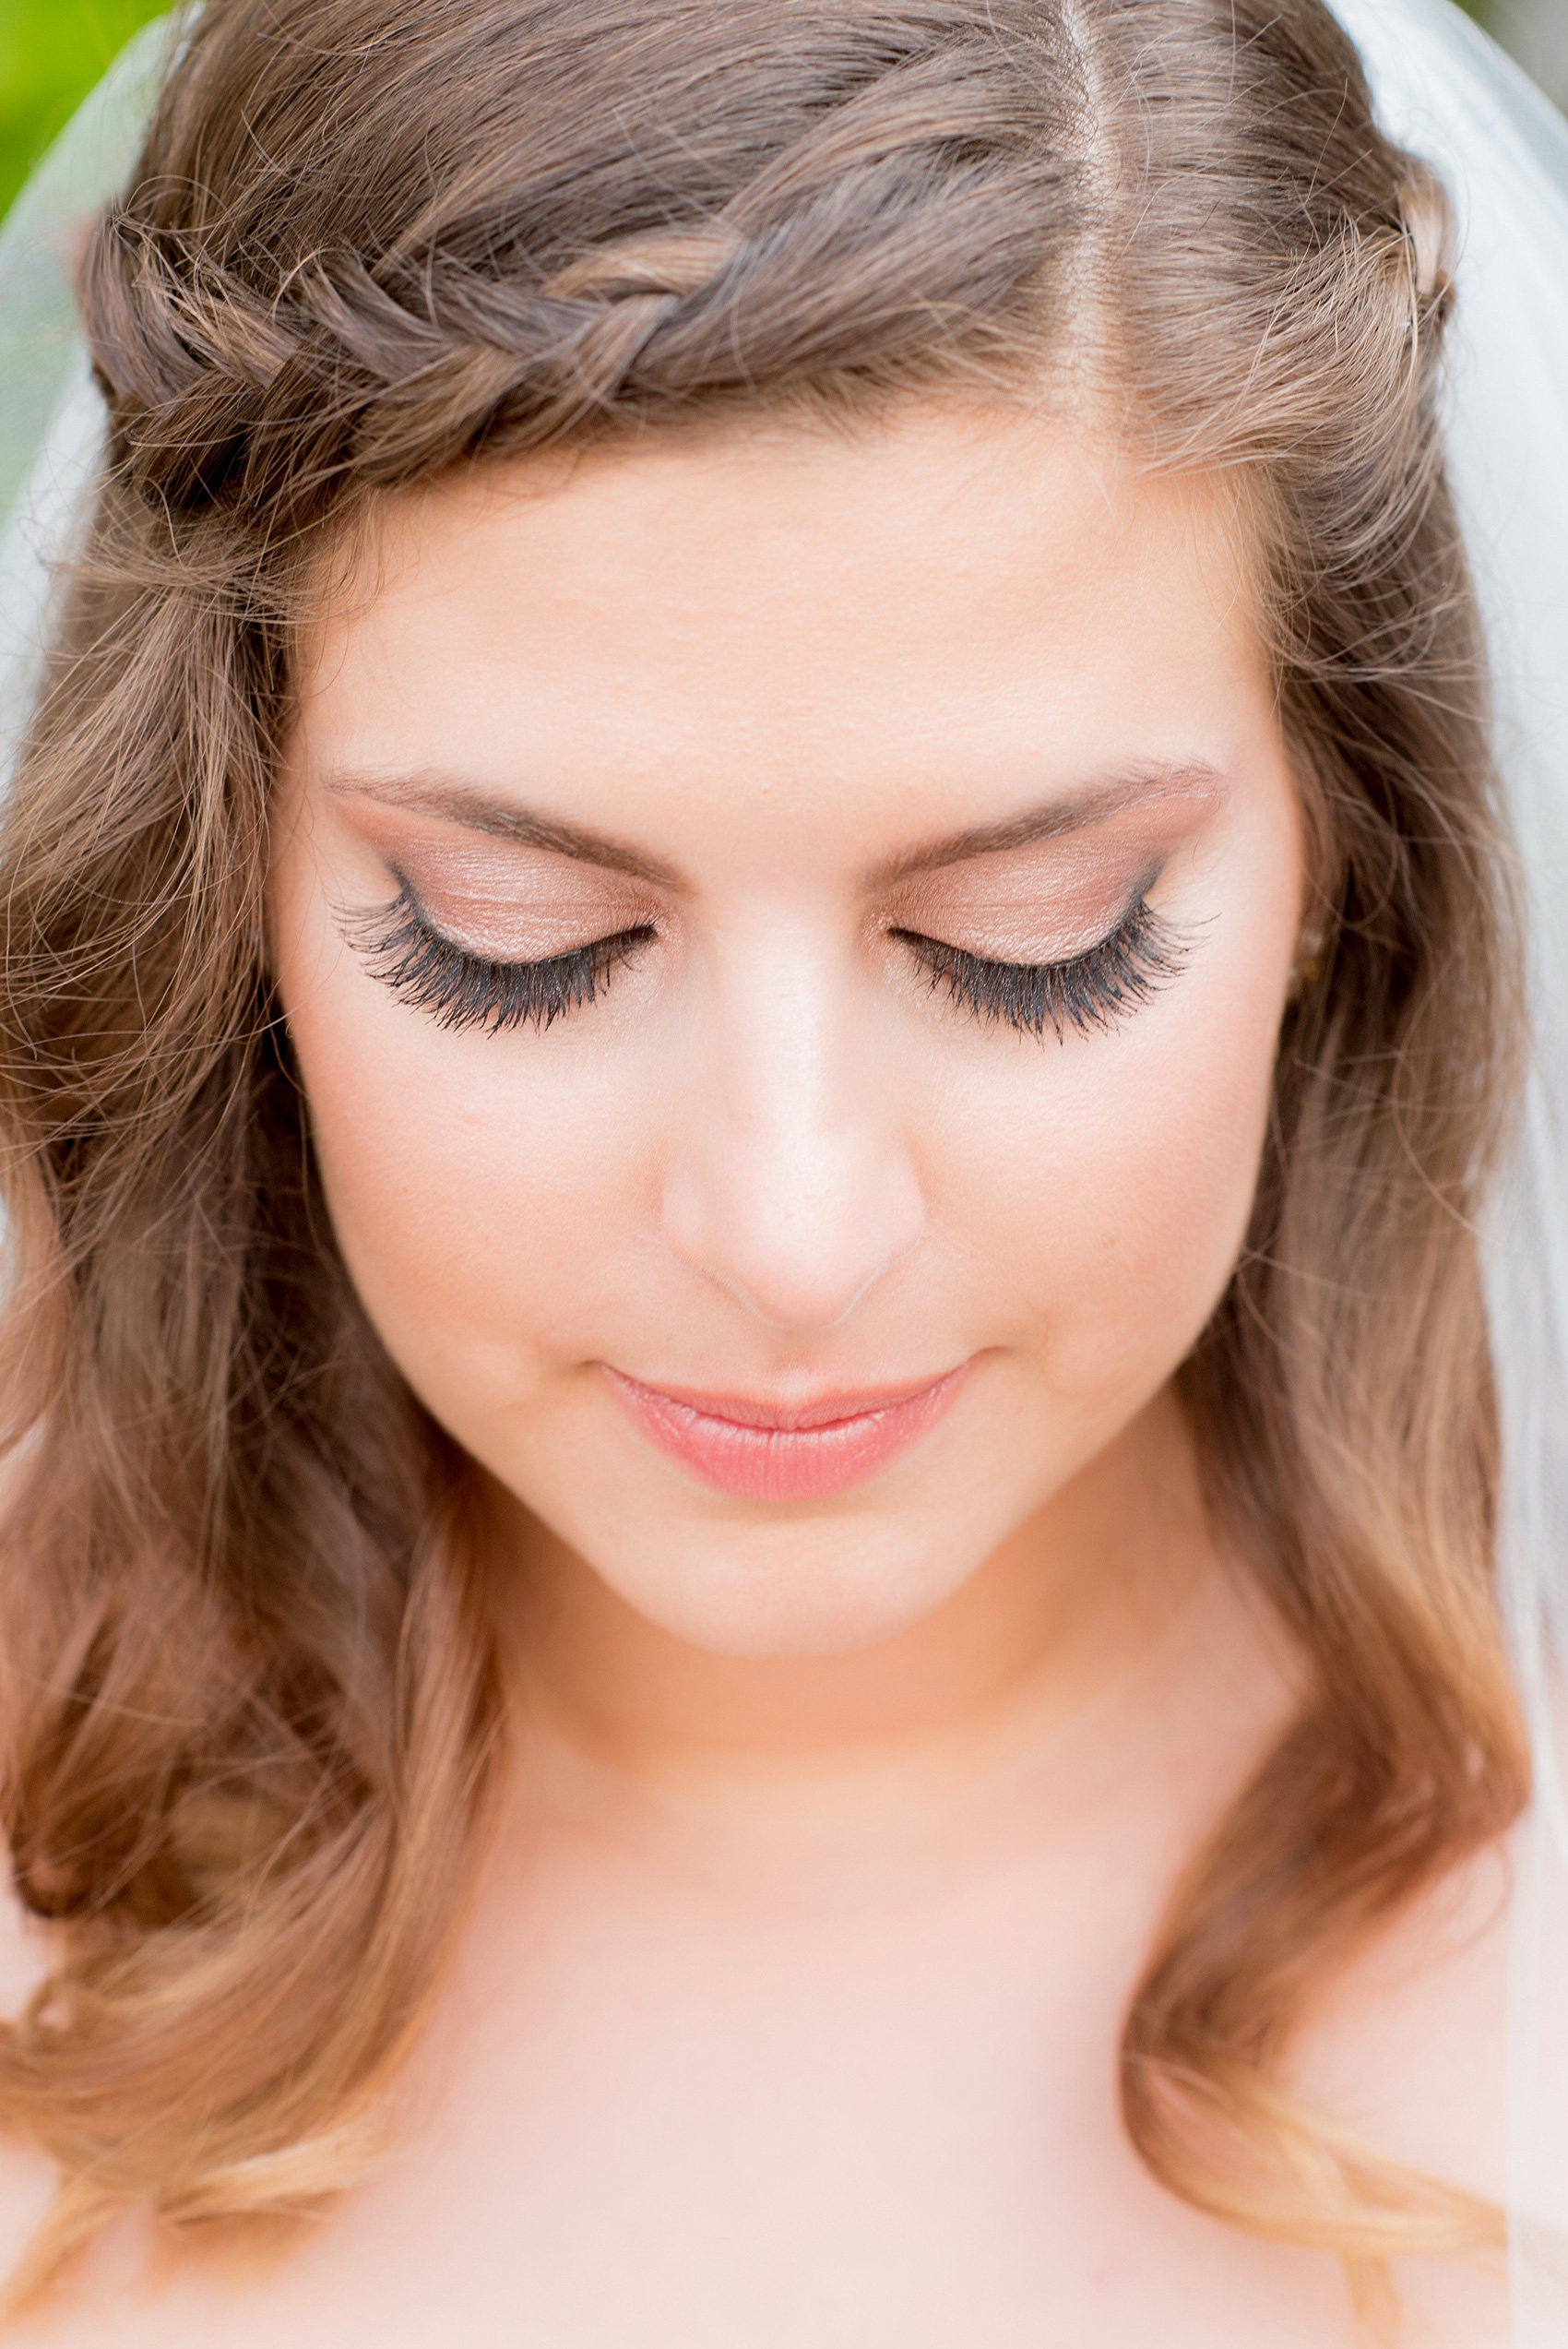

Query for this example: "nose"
[659,944,925,1333]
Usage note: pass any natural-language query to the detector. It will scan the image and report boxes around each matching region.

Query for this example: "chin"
[577,1515,986,1659]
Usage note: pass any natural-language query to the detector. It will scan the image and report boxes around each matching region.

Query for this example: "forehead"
[292,407,1271,852]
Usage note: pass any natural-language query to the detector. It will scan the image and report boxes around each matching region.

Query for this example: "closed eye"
[893,895,1185,1039]
[347,884,657,1033]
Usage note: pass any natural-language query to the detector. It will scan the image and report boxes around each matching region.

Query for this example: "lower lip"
[600,1365,969,1503]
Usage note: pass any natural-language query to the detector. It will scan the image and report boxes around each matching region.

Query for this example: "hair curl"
[0,0,1528,2324]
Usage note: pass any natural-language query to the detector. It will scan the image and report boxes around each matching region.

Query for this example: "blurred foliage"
[0,0,169,219]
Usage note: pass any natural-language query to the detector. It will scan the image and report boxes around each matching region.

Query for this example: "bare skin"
[0,409,1512,2343]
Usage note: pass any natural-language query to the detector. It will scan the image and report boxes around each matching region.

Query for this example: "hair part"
[0,0,1527,2325]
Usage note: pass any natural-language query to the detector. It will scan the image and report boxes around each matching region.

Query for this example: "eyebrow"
[321,769,678,885]
[323,758,1226,890]
[869,763,1228,886]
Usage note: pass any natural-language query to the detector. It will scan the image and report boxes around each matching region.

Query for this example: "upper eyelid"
[891,926,1097,973]
[883,863,1166,959]
[358,852,1172,977]
[374,872,661,960]
[386,904,1147,979]
[337,815,677,954]
[887,921,1126,983]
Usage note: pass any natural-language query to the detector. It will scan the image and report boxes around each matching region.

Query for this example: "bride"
[0,0,1563,2341]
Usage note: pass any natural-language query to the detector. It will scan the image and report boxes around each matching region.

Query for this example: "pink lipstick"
[600,1363,968,1502]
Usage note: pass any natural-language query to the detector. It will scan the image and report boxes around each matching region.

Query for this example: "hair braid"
[83,40,1090,520]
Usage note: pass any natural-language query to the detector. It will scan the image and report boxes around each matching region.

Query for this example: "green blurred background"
[0,0,1560,224]
[0,0,168,218]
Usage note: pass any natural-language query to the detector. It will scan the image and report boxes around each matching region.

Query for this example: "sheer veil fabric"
[1321,4,1568,2330]
[0,12,182,784]
[2,2,1568,2337]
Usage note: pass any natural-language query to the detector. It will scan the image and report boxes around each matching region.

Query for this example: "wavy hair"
[0,0,1529,2323]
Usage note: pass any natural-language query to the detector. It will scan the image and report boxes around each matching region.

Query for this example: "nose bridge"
[660,923,924,1332]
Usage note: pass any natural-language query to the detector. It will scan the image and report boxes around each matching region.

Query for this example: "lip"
[599,1363,970,1503]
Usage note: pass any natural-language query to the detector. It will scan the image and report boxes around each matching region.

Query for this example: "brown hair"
[0,0,1529,2322]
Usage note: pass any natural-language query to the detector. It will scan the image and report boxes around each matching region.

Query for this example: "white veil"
[1324,4,1568,2332]
[3,3,1568,2337]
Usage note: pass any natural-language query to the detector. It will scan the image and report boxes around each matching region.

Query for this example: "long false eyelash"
[894,895,1185,1041]
[348,887,657,1035]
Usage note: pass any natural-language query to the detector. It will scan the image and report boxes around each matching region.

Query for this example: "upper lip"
[601,1365,966,1433]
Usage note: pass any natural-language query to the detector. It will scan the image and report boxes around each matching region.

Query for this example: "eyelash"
[350,887,657,1034]
[892,895,1184,1040]
[351,885,1182,1042]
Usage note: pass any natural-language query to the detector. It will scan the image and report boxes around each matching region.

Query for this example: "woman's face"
[272,408,1303,1657]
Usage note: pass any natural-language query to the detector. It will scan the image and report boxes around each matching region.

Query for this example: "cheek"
[307,1035,659,1387]
[935,918,1289,1411]
[270,866,660,1407]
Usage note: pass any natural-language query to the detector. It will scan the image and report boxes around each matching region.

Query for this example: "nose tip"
[660,1142,925,1333]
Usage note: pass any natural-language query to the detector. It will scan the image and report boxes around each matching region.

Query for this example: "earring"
[1288,930,1326,1002]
